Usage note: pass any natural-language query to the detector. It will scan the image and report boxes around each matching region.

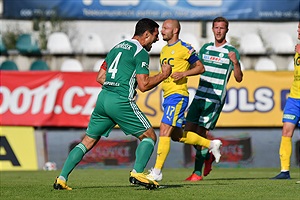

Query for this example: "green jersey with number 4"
[102,39,150,100]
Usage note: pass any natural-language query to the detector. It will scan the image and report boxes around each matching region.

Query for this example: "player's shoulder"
[179,40,195,51]
[125,39,149,55]
[199,42,213,52]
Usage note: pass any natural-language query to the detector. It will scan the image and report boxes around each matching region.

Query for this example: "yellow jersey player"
[272,21,300,180]
[148,19,223,182]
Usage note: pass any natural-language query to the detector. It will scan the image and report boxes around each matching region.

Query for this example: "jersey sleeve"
[135,50,150,75]
[181,41,199,65]
[198,45,207,63]
[187,51,200,64]
[100,60,107,71]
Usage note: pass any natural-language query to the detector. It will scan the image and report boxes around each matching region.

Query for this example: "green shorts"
[186,98,223,130]
[86,89,152,139]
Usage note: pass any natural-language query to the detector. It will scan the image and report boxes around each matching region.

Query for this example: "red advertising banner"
[1,71,101,127]
[0,71,293,127]
[184,133,252,166]
[69,139,137,166]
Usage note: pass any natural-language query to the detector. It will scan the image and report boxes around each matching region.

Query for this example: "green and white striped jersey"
[102,39,150,100]
[196,42,240,104]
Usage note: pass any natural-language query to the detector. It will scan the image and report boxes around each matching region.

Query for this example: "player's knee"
[139,128,157,143]
[81,135,99,150]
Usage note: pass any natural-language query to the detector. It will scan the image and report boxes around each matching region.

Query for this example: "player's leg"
[148,122,173,181]
[54,90,115,190]
[150,94,188,181]
[180,99,222,163]
[272,122,295,179]
[185,145,206,181]
[53,135,99,190]
[54,122,114,190]
[203,150,215,176]
[129,128,160,189]
[115,99,159,188]
[184,122,206,181]
[272,97,299,179]
[201,104,223,177]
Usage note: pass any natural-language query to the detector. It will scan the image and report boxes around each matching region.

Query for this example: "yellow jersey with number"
[290,52,300,98]
[160,40,199,98]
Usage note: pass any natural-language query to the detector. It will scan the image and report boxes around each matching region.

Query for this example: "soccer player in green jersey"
[53,18,172,190]
[180,16,243,181]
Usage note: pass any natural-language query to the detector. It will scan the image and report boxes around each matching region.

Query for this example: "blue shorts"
[161,94,188,127]
[282,97,300,127]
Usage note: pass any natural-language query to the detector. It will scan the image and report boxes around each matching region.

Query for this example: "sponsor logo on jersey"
[296,54,300,66]
[142,62,149,69]
[203,54,230,64]
[115,42,132,50]
[283,114,296,120]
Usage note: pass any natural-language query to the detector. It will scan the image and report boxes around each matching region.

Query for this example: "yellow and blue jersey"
[289,52,300,98]
[283,51,300,127]
[160,39,199,98]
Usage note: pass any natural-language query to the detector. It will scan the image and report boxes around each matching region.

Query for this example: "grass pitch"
[1,168,299,200]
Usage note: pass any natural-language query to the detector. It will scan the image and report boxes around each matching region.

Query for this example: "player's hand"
[295,44,300,54]
[161,63,172,79]
[228,51,238,65]
[171,72,185,81]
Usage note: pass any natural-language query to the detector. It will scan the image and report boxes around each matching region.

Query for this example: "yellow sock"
[279,136,292,171]
[179,131,210,148]
[154,137,171,170]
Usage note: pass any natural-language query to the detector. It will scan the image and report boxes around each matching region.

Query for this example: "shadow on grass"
[206,177,273,181]
[76,184,183,190]
[63,177,273,191]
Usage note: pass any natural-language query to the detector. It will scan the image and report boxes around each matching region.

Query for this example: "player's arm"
[171,60,205,81]
[228,51,243,83]
[136,63,172,92]
[96,60,107,85]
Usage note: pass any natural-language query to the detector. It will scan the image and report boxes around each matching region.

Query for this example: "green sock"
[193,148,209,176]
[133,138,154,173]
[60,143,87,181]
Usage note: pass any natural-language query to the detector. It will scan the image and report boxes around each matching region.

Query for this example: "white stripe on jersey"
[200,74,225,85]
[204,65,227,74]
[197,86,222,96]
[193,95,220,104]
[206,44,230,53]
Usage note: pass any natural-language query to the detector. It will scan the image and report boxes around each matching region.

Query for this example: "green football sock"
[193,148,209,176]
[133,138,154,173]
[60,143,87,181]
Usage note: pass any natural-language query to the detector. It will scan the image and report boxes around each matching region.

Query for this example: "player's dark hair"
[212,16,229,29]
[134,18,159,36]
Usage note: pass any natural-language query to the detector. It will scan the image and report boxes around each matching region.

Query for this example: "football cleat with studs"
[185,173,203,181]
[129,171,159,190]
[53,177,72,190]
